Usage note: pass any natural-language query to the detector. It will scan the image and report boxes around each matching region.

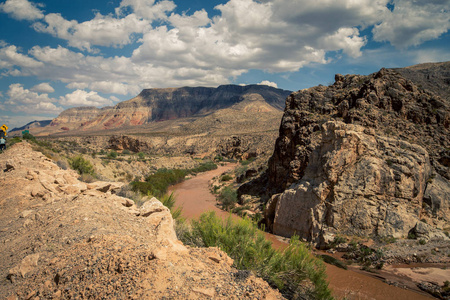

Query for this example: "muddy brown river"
[169,163,434,299]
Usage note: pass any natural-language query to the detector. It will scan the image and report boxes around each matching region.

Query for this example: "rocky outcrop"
[263,65,450,246]
[266,121,437,245]
[0,142,283,299]
[108,135,150,152]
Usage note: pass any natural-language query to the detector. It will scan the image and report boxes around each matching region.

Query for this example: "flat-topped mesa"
[47,85,291,133]
[263,64,450,247]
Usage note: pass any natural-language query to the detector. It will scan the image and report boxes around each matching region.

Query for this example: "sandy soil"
[169,163,436,300]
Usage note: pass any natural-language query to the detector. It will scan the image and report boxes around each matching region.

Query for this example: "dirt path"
[169,164,433,300]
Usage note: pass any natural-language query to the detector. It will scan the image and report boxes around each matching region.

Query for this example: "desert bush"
[69,155,95,175]
[181,212,332,300]
[137,152,145,159]
[190,160,217,173]
[7,137,22,147]
[122,149,131,155]
[22,132,36,141]
[221,174,233,181]
[218,186,238,211]
[240,157,256,166]
[107,150,118,159]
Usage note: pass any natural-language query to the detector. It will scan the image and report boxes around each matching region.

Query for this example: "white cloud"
[31,82,54,93]
[4,83,63,114]
[116,0,176,20]
[59,90,113,107]
[6,83,54,104]
[258,80,278,88]
[373,0,450,48]
[33,13,149,52]
[0,0,44,21]
[1,0,449,113]
[0,45,43,69]
[88,81,141,95]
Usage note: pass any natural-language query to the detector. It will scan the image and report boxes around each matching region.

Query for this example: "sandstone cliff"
[260,65,450,246]
[0,142,283,299]
[40,85,291,134]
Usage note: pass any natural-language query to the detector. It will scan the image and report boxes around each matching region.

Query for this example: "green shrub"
[160,192,183,221]
[131,168,187,198]
[190,160,217,173]
[137,152,145,159]
[419,239,427,245]
[8,137,22,147]
[131,162,217,198]
[214,155,224,161]
[221,174,233,181]
[181,212,332,300]
[320,255,347,270]
[218,186,238,211]
[107,150,118,159]
[22,132,36,141]
[122,149,131,155]
[240,157,256,166]
[69,155,95,175]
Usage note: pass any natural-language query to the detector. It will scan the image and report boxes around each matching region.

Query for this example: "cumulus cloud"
[33,13,149,52]
[1,0,449,112]
[116,0,176,20]
[31,82,54,93]
[0,0,44,21]
[0,45,43,69]
[59,90,113,107]
[4,83,63,114]
[258,80,278,88]
[373,0,450,48]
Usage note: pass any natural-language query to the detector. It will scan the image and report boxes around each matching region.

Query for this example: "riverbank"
[169,163,442,299]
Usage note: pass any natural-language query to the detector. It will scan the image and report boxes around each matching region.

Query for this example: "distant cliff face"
[48,85,291,132]
[50,107,106,129]
[260,64,450,246]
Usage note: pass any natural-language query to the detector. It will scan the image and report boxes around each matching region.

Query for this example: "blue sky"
[0,0,449,129]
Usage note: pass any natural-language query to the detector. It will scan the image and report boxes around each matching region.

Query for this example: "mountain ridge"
[33,84,291,136]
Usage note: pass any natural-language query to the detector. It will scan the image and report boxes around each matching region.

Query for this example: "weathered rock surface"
[262,65,450,246]
[0,142,283,299]
[108,135,150,152]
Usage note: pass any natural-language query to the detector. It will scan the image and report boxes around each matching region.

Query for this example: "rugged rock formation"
[0,142,283,299]
[394,61,450,102]
[262,65,450,246]
[38,85,290,135]
[108,135,150,152]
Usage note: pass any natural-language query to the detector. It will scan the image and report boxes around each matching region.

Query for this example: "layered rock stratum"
[258,64,450,246]
[37,84,290,135]
[0,142,283,299]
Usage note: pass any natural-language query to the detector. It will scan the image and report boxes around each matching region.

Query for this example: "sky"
[0,0,449,129]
